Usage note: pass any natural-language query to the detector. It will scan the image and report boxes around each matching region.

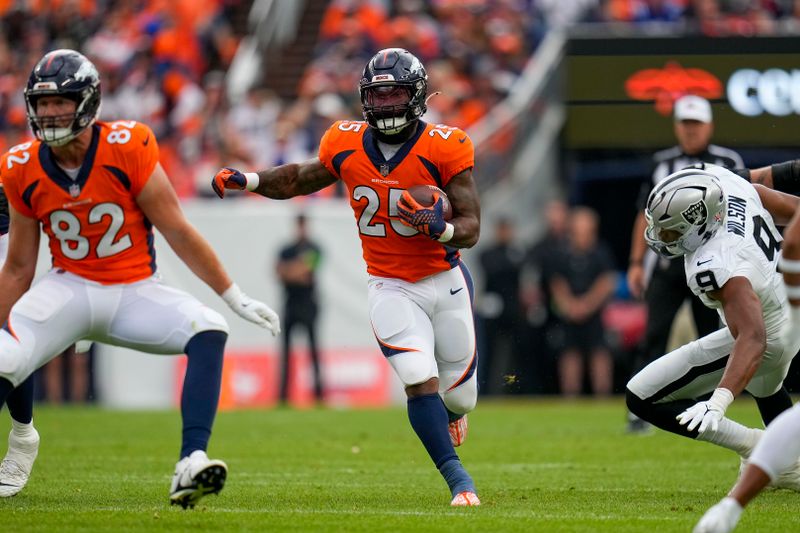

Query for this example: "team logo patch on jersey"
[682,201,707,225]
[69,183,81,198]
[379,164,390,177]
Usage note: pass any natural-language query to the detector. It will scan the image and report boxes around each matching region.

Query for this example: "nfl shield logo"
[379,164,390,177]
[69,183,81,198]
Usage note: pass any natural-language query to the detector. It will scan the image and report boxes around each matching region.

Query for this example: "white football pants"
[0,269,228,386]
[368,264,478,415]
[628,326,798,402]
[749,403,800,480]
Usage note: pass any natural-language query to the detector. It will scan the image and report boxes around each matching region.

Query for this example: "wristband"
[437,222,455,243]
[244,172,260,191]
[710,387,734,410]
[785,285,800,300]
[771,160,800,195]
[780,257,800,274]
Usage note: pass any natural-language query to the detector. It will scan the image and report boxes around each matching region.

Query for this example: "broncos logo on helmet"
[24,49,101,147]
[359,48,428,135]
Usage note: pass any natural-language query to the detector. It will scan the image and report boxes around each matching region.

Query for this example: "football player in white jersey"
[693,173,800,533]
[626,164,800,492]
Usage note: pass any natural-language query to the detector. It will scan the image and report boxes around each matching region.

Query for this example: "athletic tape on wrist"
[437,222,455,243]
[779,257,800,274]
[244,172,259,191]
[785,285,800,300]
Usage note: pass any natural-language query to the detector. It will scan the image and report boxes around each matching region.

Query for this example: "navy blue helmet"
[24,49,101,146]
[358,48,428,134]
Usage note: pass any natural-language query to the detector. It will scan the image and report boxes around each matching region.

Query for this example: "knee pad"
[443,376,477,415]
[184,303,230,336]
[391,351,437,386]
[0,330,30,386]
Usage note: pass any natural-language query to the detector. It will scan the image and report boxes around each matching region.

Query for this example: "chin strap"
[425,91,442,105]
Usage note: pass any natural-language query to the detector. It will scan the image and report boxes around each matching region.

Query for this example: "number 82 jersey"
[1,121,160,284]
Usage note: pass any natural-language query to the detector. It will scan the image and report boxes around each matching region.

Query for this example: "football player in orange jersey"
[0,49,280,508]
[213,48,482,506]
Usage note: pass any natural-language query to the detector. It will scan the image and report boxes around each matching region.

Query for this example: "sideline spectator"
[550,207,616,397]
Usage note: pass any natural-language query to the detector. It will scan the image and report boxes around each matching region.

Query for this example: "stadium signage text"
[727,68,800,117]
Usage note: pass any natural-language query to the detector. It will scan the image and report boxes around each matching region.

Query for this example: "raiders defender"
[626,163,800,489]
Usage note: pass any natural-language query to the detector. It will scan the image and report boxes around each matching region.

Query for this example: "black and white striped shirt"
[636,144,745,210]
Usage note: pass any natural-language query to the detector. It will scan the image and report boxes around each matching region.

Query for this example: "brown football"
[404,185,453,220]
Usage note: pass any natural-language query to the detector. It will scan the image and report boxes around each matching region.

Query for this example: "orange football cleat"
[450,491,480,507]
[449,414,468,447]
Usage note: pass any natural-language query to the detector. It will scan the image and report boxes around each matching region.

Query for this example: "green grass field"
[1,397,799,532]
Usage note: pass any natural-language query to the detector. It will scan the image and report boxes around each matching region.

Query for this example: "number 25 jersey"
[319,120,474,283]
[1,121,159,284]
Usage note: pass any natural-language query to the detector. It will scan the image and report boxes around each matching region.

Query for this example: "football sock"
[407,393,458,469]
[6,375,34,424]
[439,458,476,496]
[754,386,793,426]
[698,418,763,458]
[180,330,227,459]
[0,377,13,411]
[625,390,697,436]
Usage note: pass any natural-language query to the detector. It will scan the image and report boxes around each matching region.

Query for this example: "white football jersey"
[684,164,786,335]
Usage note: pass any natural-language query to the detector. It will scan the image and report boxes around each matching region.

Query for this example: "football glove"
[396,190,447,240]
[221,283,281,336]
[693,497,743,533]
[677,387,734,434]
[212,167,249,199]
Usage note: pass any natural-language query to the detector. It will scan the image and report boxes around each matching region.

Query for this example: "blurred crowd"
[0,0,795,200]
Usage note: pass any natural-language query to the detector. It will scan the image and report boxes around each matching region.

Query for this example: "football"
[404,184,453,220]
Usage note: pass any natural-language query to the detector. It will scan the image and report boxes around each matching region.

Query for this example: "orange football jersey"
[319,120,474,282]
[1,120,160,284]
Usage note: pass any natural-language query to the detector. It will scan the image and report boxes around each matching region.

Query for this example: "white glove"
[677,387,734,434]
[693,497,743,533]
[780,305,800,351]
[221,283,281,336]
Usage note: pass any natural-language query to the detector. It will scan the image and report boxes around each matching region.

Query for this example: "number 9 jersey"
[319,120,474,282]
[1,121,160,284]
[685,164,787,335]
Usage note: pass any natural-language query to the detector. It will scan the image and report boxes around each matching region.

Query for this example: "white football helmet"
[644,168,726,258]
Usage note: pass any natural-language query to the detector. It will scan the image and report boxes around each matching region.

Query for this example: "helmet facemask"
[361,84,418,134]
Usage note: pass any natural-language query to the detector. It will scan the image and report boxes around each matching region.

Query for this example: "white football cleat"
[169,450,227,509]
[0,426,40,497]
[450,491,480,507]
[693,497,742,533]
[449,415,468,447]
